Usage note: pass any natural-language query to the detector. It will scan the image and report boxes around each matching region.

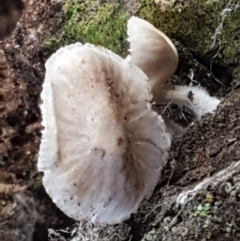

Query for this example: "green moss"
[142,229,157,241]
[192,203,211,217]
[137,0,240,63]
[44,0,127,56]
[44,0,239,63]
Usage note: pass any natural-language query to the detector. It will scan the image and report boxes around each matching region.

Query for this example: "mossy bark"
[138,0,240,65]
[44,0,240,64]
[43,0,239,98]
[134,0,239,96]
[44,0,128,56]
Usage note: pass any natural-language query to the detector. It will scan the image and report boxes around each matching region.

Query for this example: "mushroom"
[38,42,171,225]
[127,16,179,98]
[127,16,220,120]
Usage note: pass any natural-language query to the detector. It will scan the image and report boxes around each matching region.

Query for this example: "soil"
[0,0,239,241]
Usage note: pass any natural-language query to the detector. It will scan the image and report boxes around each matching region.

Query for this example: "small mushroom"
[127,16,220,120]
[38,43,171,225]
[127,16,179,98]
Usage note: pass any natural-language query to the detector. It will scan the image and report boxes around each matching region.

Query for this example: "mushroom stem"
[154,85,221,120]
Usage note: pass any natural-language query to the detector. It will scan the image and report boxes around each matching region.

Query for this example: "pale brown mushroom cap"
[127,16,179,98]
[38,42,171,225]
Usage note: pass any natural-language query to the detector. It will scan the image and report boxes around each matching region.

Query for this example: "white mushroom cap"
[127,16,178,99]
[38,42,171,225]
